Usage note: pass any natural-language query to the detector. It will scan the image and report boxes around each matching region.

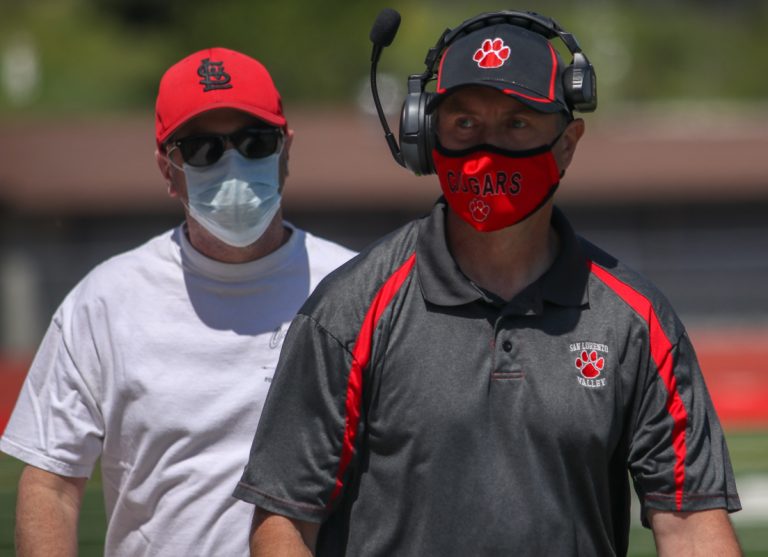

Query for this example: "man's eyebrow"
[439,99,477,115]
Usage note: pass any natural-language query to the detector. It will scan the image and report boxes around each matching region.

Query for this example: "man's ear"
[279,128,294,184]
[155,148,178,197]
[284,127,294,154]
[283,128,294,164]
[556,118,585,173]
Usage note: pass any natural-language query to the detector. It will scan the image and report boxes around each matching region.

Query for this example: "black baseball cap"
[428,23,569,114]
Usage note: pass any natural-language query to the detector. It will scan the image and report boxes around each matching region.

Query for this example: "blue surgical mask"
[182,148,282,247]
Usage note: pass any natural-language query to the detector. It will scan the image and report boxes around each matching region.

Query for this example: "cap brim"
[426,82,569,115]
[157,102,287,144]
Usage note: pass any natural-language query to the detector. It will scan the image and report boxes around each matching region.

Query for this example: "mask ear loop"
[549,127,570,179]
[163,144,186,172]
[547,126,568,151]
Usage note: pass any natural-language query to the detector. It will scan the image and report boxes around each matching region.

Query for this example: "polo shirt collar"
[542,207,590,307]
[416,199,589,309]
[417,199,481,306]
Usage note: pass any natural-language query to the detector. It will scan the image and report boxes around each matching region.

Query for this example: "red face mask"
[432,140,561,232]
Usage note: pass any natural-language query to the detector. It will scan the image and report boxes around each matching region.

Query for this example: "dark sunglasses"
[168,126,283,167]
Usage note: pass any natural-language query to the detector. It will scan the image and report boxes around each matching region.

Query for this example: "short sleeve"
[628,331,741,525]
[0,307,104,478]
[233,313,359,522]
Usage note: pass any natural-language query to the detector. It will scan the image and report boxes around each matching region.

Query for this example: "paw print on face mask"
[468,198,490,222]
[473,38,510,69]
[575,350,604,379]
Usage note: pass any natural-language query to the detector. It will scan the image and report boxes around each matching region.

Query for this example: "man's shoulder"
[90,226,174,273]
[578,235,683,333]
[299,228,358,268]
[65,228,178,302]
[579,236,659,294]
[298,219,422,318]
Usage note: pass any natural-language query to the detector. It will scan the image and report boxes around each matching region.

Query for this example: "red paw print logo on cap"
[468,198,490,222]
[473,38,510,69]
[575,350,604,379]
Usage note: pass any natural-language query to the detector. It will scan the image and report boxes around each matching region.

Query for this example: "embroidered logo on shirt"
[569,342,608,389]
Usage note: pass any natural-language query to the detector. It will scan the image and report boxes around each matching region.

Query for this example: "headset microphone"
[369,8,405,168]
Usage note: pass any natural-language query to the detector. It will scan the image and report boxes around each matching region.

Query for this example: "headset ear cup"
[422,93,436,175]
[562,65,576,108]
[399,91,435,175]
[563,52,597,112]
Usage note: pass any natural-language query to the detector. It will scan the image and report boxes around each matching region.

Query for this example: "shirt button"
[502,341,513,352]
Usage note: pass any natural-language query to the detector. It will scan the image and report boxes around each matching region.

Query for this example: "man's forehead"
[438,86,542,115]
[174,108,273,137]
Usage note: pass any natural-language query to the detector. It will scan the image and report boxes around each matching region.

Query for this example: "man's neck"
[185,212,291,264]
[446,205,559,301]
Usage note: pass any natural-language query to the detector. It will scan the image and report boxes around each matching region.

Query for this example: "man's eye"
[508,119,527,129]
[456,118,474,129]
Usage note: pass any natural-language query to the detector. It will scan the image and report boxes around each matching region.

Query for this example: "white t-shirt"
[0,223,356,556]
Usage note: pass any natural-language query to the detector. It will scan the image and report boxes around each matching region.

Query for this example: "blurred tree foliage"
[0,0,766,116]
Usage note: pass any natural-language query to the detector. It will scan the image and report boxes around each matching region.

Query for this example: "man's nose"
[479,125,516,150]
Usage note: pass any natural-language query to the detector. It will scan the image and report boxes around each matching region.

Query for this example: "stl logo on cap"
[198,58,232,92]
[473,38,510,69]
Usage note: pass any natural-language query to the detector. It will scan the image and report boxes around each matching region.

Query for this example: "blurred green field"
[1,431,767,555]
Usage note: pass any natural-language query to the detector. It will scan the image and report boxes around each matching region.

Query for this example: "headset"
[369,9,597,176]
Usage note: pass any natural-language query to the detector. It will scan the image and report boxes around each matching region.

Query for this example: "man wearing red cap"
[0,47,355,556]
[234,11,742,557]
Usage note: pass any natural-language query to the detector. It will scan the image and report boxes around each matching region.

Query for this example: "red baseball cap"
[155,47,286,146]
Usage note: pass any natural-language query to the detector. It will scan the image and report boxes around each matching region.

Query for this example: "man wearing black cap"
[234,12,742,556]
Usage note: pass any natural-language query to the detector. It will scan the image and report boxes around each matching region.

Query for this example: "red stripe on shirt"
[328,252,417,505]
[589,261,688,510]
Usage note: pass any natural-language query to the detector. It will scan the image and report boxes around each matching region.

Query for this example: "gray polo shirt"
[234,200,740,556]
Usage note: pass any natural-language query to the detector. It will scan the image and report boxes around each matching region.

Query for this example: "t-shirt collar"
[172,221,302,282]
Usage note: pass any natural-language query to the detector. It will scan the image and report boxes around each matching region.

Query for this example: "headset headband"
[422,11,586,92]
